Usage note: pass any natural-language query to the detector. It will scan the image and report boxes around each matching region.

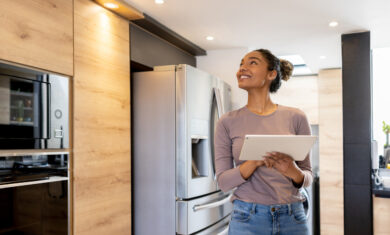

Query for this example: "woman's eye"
[250,61,257,65]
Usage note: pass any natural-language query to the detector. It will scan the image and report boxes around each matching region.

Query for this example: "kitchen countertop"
[373,184,390,198]
[372,169,390,198]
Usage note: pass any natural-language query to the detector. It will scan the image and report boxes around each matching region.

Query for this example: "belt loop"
[288,204,292,216]
[251,203,256,214]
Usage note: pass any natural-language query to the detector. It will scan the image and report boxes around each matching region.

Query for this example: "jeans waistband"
[233,199,303,215]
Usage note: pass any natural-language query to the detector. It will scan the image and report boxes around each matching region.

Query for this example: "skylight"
[278,54,312,76]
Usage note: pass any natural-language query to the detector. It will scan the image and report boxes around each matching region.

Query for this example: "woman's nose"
[239,66,247,72]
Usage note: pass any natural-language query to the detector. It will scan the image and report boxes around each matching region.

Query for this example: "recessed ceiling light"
[103,2,119,9]
[155,0,164,4]
[329,21,339,27]
[320,56,326,59]
[206,36,214,41]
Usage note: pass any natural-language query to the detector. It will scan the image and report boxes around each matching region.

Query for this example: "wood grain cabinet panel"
[73,0,131,234]
[318,69,344,235]
[0,0,73,76]
[374,196,390,235]
[271,75,319,124]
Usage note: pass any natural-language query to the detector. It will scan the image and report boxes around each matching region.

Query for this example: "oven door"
[0,180,68,235]
[0,74,50,149]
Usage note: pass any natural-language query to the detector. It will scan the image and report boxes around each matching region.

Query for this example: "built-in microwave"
[0,63,69,149]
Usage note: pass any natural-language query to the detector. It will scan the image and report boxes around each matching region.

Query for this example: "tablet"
[239,135,317,161]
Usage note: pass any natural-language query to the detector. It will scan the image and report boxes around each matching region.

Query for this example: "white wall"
[373,47,390,156]
[197,48,249,110]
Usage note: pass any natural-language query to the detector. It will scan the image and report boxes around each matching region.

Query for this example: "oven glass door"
[0,181,68,235]
[0,74,49,147]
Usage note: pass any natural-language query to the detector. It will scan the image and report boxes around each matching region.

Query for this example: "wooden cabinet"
[0,0,141,234]
[73,0,131,234]
[374,196,390,235]
[318,69,344,235]
[271,75,319,124]
[0,0,73,76]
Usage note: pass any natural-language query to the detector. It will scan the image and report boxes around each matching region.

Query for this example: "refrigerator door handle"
[213,87,224,117]
[192,193,232,212]
[211,87,224,180]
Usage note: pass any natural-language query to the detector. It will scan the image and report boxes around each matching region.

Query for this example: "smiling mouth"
[238,75,251,80]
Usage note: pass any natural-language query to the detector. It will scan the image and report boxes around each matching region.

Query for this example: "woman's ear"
[267,70,277,81]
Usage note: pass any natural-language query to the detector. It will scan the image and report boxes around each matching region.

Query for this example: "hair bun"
[280,59,293,81]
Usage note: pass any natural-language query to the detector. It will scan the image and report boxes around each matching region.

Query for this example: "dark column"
[342,31,373,235]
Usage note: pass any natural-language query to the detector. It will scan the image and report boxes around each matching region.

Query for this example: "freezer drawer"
[176,191,233,235]
[195,214,230,235]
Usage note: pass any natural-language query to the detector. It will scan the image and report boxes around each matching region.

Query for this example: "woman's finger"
[264,157,276,168]
[264,158,272,168]
[274,152,294,161]
[264,158,270,168]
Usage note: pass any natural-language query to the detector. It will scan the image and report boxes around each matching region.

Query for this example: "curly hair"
[254,49,294,93]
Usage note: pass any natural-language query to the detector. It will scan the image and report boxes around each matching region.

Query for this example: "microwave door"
[0,75,47,139]
[47,74,69,149]
[0,63,69,149]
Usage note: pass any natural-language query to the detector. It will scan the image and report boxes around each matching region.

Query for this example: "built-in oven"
[0,63,69,149]
[0,153,69,235]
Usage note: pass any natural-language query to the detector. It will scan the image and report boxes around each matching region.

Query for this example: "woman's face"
[236,51,276,91]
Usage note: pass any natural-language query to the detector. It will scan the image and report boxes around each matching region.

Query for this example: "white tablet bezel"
[239,135,317,161]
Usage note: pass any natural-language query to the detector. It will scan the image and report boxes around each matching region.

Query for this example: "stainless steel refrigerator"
[132,64,233,235]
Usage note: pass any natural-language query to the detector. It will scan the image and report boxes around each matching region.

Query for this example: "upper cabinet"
[0,0,73,76]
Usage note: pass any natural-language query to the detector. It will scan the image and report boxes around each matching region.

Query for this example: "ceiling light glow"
[329,21,339,27]
[320,56,326,59]
[155,0,164,4]
[206,36,214,41]
[103,2,119,9]
[279,55,305,66]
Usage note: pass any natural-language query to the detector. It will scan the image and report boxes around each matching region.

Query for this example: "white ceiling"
[124,0,390,73]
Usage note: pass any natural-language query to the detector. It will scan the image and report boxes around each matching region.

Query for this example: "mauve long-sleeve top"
[214,105,313,205]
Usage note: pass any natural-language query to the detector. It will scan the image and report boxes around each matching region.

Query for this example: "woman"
[215,49,312,235]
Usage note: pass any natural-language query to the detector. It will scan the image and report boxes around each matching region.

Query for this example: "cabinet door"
[73,0,131,234]
[0,0,73,76]
[374,196,390,235]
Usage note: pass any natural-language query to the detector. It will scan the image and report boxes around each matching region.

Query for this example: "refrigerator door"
[176,65,220,199]
[176,191,233,235]
[132,70,177,235]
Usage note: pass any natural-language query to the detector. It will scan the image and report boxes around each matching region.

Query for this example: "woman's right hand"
[239,160,265,180]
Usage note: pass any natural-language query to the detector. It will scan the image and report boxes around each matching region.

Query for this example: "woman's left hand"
[263,152,304,185]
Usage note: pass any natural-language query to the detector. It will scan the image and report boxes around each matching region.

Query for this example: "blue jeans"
[228,199,309,235]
